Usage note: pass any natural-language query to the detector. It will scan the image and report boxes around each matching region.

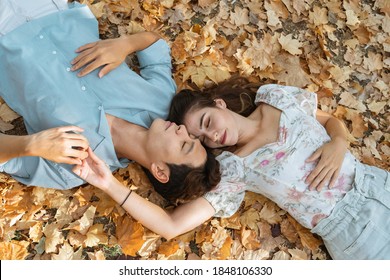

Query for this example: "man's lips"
[166,121,174,130]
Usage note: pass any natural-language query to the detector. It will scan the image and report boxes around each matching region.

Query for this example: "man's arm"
[71,32,162,78]
[0,126,89,165]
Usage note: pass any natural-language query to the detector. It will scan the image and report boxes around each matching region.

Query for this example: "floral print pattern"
[204,84,357,229]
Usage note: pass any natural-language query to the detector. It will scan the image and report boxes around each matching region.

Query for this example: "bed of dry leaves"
[0,0,389,260]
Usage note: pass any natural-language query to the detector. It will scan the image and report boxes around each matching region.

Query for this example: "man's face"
[146,119,207,168]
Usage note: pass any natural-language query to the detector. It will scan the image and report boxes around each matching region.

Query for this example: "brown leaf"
[273,54,312,88]
[278,34,302,55]
[241,227,261,250]
[65,205,96,235]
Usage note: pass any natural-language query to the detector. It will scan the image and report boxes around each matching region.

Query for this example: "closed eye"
[205,118,210,128]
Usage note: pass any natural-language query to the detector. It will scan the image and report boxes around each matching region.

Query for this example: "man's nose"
[176,124,188,136]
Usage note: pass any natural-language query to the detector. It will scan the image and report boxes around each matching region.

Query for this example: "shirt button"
[39,35,44,39]
[81,86,86,91]
[66,67,71,72]
[98,106,102,110]
[52,51,57,55]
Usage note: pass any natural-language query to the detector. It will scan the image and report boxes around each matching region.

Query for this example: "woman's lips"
[220,130,227,145]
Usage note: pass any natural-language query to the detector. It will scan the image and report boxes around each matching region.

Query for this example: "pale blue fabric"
[311,161,390,259]
[0,3,176,189]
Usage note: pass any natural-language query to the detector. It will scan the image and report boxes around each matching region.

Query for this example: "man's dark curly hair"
[144,148,221,204]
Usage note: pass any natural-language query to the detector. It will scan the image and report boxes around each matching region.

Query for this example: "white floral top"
[204,84,357,229]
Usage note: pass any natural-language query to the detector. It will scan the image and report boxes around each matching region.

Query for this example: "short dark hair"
[144,148,221,205]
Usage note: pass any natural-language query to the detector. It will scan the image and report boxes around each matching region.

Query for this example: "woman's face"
[147,119,206,167]
[183,99,239,148]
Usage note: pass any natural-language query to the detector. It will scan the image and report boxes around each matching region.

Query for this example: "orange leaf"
[0,241,29,260]
[116,216,145,256]
[157,240,180,256]
[217,235,232,260]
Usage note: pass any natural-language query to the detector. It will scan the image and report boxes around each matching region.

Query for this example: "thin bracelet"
[120,190,132,207]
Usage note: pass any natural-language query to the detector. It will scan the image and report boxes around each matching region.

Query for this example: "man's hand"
[71,32,161,78]
[71,37,130,78]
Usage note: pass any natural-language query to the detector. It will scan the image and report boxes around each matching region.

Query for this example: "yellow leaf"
[51,242,76,260]
[309,6,328,26]
[87,250,106,260]
[259,203,283,224]
[43,222,64,253]
[0,241,29,260]
[230,6,249,26]
[84,224,108,247]
[29,222,43,243]
[346,10,360,26]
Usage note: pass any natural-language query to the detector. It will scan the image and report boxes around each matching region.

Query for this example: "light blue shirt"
[0,3,177,189]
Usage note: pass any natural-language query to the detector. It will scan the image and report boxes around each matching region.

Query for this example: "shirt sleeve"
[203,181,246,217]
[0,156,84,189]
[255,84,318,117]
[136,39,177,94]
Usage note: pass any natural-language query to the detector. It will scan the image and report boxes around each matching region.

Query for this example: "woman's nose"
[206,130,218,143]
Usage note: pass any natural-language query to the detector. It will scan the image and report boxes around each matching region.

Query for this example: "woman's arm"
[0,126,88,165]
[305,109,348,190]
[71,32,161,78]
[73,148,215,240]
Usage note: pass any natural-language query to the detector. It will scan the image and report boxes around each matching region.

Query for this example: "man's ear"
[214,98,227,108]
[150,162,170,183]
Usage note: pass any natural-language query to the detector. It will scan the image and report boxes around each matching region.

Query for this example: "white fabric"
[0,0,68,36]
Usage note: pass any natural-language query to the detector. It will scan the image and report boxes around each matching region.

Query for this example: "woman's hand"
[27,126,89,165]
[71,37,131,78]
[72,147,114,190]
[305,137,348,191]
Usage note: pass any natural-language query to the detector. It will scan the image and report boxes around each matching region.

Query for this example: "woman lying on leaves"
[0,0,219,223]
[76,76,390,260]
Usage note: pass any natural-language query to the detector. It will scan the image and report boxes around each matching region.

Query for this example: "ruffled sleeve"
[255,84,318,117]
[203,180,246,217]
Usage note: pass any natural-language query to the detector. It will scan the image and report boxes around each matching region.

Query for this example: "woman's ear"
[214,98,227,108]
[150,162,170,183]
